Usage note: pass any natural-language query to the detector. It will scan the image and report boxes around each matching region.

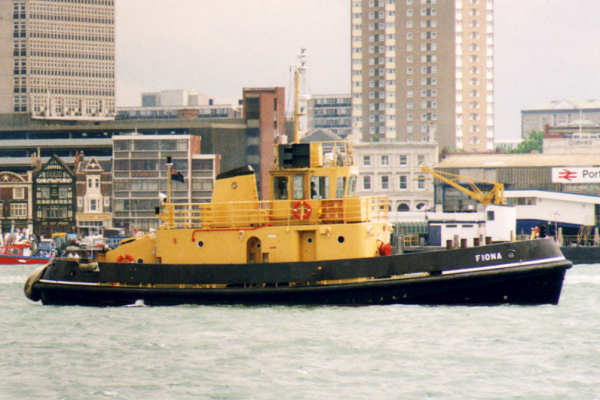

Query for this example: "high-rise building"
[306,94,352,139]
[351,0,494,152]
[0,0,115,119]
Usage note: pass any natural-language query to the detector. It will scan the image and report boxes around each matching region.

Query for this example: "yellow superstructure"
[99,142,391,265]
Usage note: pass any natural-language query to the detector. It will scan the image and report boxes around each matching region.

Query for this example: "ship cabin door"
[299,231,316,261]
[247,237,262,263]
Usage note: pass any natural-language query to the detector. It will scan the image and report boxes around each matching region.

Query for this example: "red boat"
[0,243,52,265]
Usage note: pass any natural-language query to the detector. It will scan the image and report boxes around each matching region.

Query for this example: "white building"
[141,89,212,108]
[353,141,437,219]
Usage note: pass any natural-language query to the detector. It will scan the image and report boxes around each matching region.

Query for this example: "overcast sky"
[115,0,600,140]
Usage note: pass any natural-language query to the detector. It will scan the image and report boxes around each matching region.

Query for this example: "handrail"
[158,196,388,229]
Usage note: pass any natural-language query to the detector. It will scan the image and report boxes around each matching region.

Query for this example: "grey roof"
[0,156,112,167]
[524,99,600,111]
[436,153,600,168]
[0,139,112,149]
[300,128,342,143]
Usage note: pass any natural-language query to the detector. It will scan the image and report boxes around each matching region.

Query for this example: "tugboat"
[23,53,571,307]
[24,138,572,306]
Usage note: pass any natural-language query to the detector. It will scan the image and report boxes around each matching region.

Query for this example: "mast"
[293,48,307,144]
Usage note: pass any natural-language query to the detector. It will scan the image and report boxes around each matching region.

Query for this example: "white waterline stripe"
[39,279,100,286]
[442,256,567,275]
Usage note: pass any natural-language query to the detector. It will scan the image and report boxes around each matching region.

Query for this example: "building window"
[10,203,27,218]
[397,203,410,212]
[363,176,371,190]
[13,187,25,200]
[417,155,425,165]
[399,175,407,189]
[381,176,389,190]
[363,155,371,166]
[399,155,407,166]
[418,175,425,189]
[381,155,389,166]
[90,199,97,211]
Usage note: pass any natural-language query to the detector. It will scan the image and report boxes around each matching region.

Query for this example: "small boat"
[0,242,52,265]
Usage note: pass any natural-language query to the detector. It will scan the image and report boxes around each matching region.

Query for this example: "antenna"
[293,48,309,143]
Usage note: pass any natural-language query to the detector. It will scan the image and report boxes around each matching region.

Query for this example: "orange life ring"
[292,200,312,220]
[117,254,135,263]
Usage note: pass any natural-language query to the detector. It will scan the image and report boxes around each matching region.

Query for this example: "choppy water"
[1,264,599,400]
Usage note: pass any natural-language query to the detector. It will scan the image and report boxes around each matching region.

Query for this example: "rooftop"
[524,99,600,111]
[436,153,600,168]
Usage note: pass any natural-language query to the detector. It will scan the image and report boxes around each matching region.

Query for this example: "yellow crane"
[420,165,505,207]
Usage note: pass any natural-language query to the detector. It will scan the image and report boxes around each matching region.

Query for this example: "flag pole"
[166,156,173,204]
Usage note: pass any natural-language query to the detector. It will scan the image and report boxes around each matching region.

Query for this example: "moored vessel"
[0,242,53,265]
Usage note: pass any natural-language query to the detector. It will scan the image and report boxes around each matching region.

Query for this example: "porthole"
[197,241,204,247]
[256,243,261,248]
[338,236,345,243]
[137,258,143,264]
[307,237,313,243]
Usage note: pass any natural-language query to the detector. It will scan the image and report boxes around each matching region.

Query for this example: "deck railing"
[158,196,389,229]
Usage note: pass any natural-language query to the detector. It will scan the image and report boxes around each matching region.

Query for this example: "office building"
[115,104,241,121]
[521,99,600,137]
[306,94,352,139]
[242,87,286,199]
[112,134,218,233]
[141,89,211,108]
[0,0,115,119]
[351,0,494,151]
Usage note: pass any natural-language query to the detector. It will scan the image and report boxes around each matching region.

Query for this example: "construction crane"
[420,165,505,207]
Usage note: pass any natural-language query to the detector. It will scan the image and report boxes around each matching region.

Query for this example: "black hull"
[560,246,600,265]
[26,238,571,307]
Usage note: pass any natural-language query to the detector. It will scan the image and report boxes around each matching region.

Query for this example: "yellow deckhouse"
[99,141,391,265]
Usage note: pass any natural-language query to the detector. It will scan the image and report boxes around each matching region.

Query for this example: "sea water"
[1,264,599,400]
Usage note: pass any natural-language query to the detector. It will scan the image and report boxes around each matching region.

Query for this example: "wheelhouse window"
[274,177,288,200]
[348,176,357,197]
[310,176,329,199]
[292,176,304,200]
[336,177,347,198]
